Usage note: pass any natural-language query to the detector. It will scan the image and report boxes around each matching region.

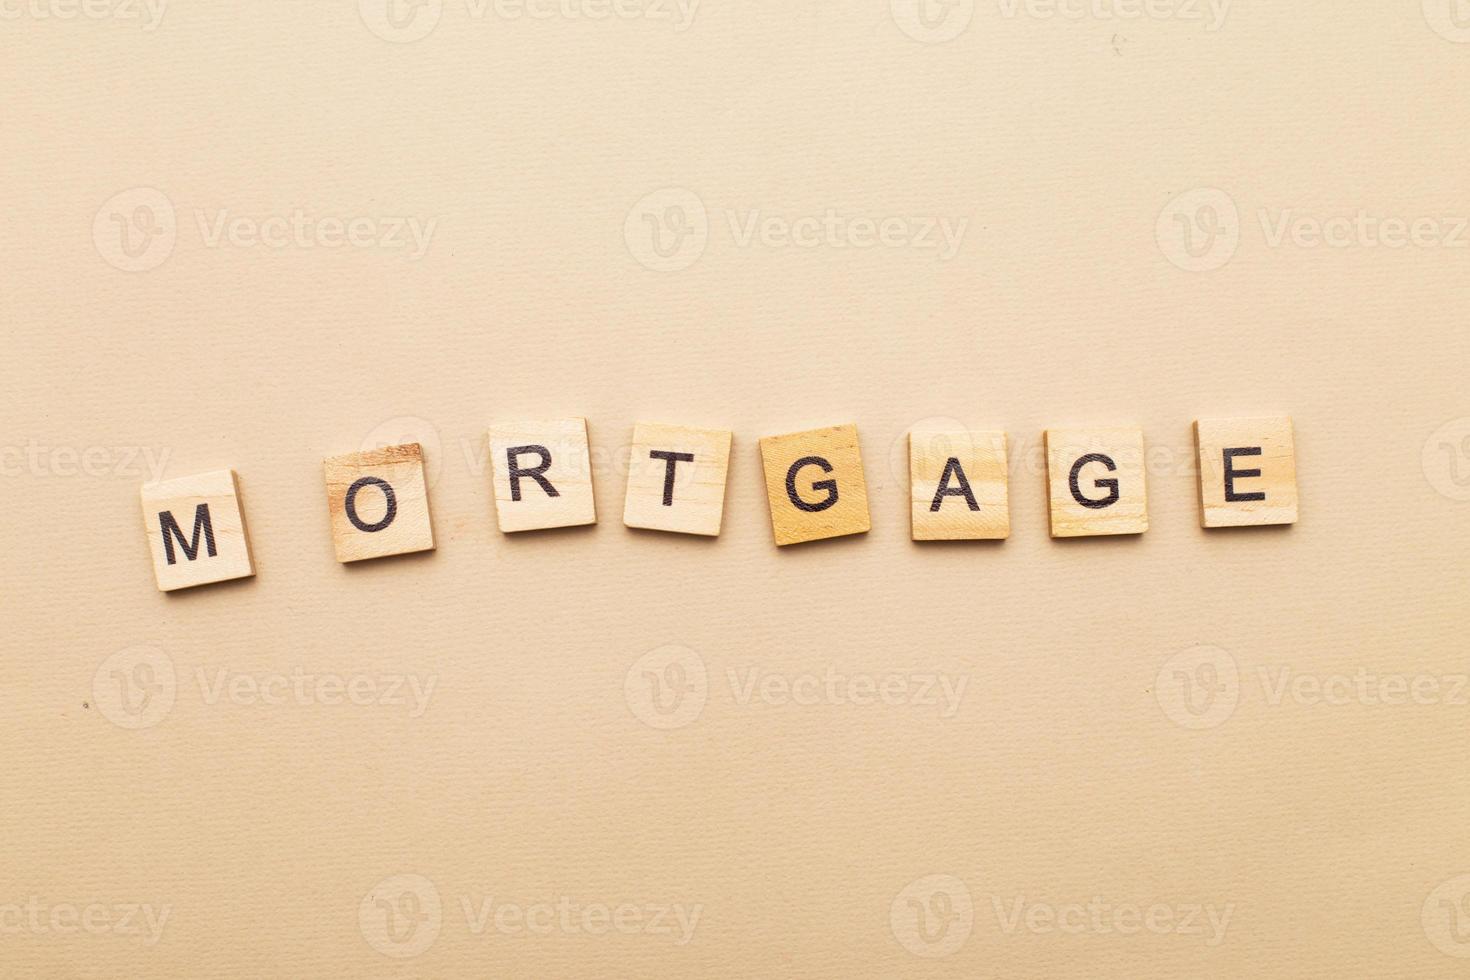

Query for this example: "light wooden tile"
[1045,428,1149,538]
[324,443,435,563]
[910,426,1009,540]
[1195,416,1298,528]
[488,418,597,532]
[140,469,255,591]
[759,424,871,546]
[623,422,732,537]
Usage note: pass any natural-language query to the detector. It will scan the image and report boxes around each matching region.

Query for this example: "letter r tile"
[324,443,435,563]
[488,418,597,533]
[1044,428,1148,538]
[759,424,871,546]
[140,469,255,591]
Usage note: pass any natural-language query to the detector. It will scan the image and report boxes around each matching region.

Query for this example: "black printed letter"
[649,450,695,507]
[786,456,838,513]
[1068,453,1119,509]
[159,504,217,565]
[344,476,397,533]
[930,458,979,512]
[1222,447,1266,502]
[506,445,558,502]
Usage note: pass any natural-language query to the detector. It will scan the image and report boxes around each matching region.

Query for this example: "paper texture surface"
[3,2,1468,976]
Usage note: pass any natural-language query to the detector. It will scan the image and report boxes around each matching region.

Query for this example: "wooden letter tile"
[140,469,255,591]
[1045,428,1149,538]
[1195,416,1298,527]
[623,422,732,536]
[324,443,435,563]
[910,425,1009,540]
[759,424,871,546]
[488,418,598,532]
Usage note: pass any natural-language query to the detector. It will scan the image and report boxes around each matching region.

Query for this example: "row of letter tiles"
[138,417,1298,589]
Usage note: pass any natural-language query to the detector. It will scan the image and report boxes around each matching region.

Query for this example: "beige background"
[4,1,1469,976]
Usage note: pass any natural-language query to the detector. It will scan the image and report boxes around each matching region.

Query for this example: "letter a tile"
[1044,428,1148,538]
[140,469,255,591]
[910,425,1009,540]
[488,418,597,532]
[759,424,871,546]
[324,443,435,562]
